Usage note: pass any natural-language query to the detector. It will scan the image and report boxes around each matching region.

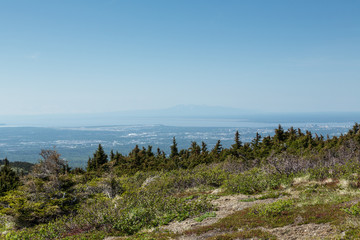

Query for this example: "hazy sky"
[1,0,360,115]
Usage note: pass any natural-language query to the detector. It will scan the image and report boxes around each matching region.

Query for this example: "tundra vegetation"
[1,124,360,239]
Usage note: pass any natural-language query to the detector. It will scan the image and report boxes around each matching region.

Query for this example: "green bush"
[343,203,360,216]
[224,168,283,194]
[250,199,294,217]
[194,212,216,222]
[5,183,214,239]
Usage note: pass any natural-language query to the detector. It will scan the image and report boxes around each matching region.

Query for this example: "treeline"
[86,123,360,174]
[0,159,34,173]
[1,123,360,238]
[2,123,360,193]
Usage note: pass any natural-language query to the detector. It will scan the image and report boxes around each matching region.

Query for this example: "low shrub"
[250,199,294,217]
[194,212,216,222]
[224,168,288,194]
[343,203,360,216]
[224,168,268,194]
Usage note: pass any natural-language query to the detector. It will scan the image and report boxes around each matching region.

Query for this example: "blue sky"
[1,0,359,115]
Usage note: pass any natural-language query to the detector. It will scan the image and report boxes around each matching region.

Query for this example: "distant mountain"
[110,105,256,118]
[0,105,256,127]
[1,106,360,127]
[156,105,256,117]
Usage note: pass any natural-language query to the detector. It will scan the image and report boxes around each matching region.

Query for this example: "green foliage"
[0,159,20,195]
[186,201,346,236]
[239,197,257,202]
[87,144,108,172]
[0,151,78,228]
[309,166,334,181]
[206,229,276,240]
[125,231,176,240]
[0,159,34,174]
[32,149,69,179]
[250,199,294,217]
[224,168,285,194]
[231,130,242,156]
[194,211,216,222]
[225,168,266,194]
[4,123,360,238]
[257,192,283,200]
[4,169,215,238]
[170,137,179,159]
[76,190,212,235]
[343,203,360,216]
[343,228,360,240]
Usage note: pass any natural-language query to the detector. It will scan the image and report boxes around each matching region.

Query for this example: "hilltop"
[1,124,360,239]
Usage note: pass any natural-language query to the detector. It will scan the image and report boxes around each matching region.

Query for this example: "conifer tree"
[251,132,261,149]
[201,141,208,155]
[87,144,108,171]
[110,150,115,161]
[0,158,20,195]
[156,147,162,156]
[211,140,223,155]
[274,124,285,143]
[87,157,94,171]
[146,145,154,157]
[130,145,141,167]
[189,141,201,156]
[232,130,242,150]
[170,137,179,158]
[288,127,297,141]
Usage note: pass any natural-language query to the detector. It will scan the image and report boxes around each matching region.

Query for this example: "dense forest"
[1,124,360,239]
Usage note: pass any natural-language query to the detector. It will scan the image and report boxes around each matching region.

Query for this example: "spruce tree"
[94,144,108,166]
[130,145,141,169]
[211,140,223,155]
[0,158,20,195]
[251,132,261,149]
[201,141,208,155]
[232,131,242,150]
[110,150,115,161]
[189,141,201,156]
[146,145,154,157]
[87,144,108,171]
[274,124,285,143]
[170,137,179,158]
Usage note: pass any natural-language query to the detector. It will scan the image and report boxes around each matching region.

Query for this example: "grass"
[70,173,358,239]
[239,191,289,202]
[185,192,350,237]
[5,161,360,239]
[239,197,257,202]
[194,212,217,222]
[124,231,176,240]
[205,229,276,240]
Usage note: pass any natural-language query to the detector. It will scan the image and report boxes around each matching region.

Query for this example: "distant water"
[0,116,356,167]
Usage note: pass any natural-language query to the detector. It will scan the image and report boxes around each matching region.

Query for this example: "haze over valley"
[0,105,358,167]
